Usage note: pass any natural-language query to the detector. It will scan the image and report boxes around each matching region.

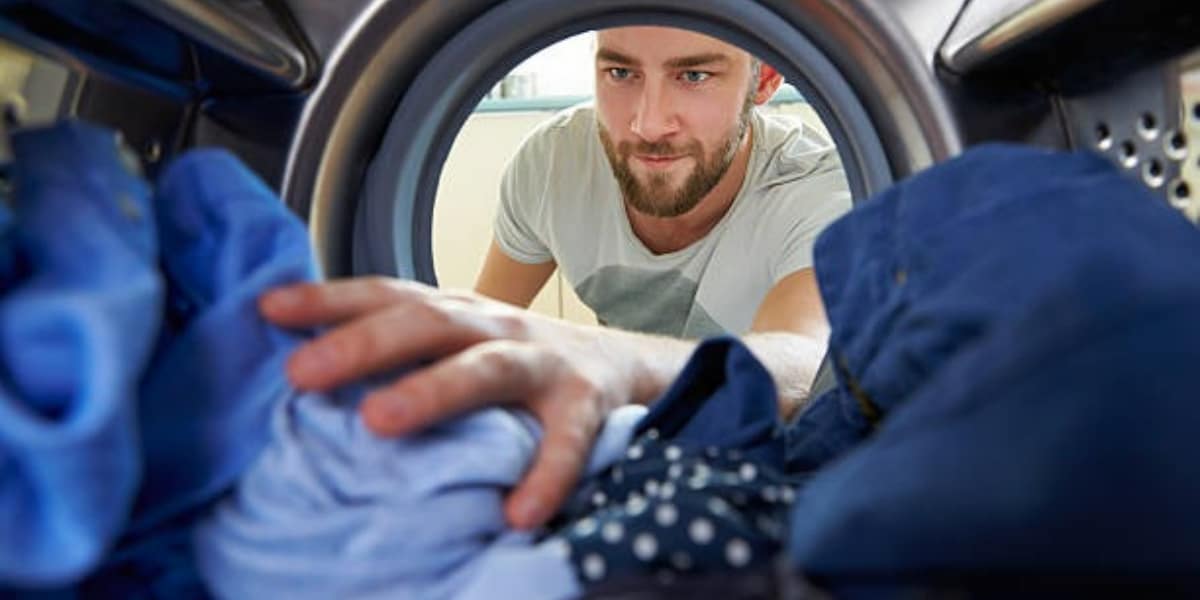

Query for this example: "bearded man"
[477,26,849,339]
[260,26,851,532]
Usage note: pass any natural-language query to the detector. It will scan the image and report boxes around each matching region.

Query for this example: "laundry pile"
[3,121,1200,599]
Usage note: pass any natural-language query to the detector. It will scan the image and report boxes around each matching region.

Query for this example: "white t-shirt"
[494,104,851,339]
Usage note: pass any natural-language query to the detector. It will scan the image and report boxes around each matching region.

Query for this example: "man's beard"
[598,95,754,219]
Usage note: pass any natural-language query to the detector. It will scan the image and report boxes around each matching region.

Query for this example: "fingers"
[259,277,429,328]
[285,297,498,390]
[359,341,545,434]
[360,341,605,529]
[505,409,597,529]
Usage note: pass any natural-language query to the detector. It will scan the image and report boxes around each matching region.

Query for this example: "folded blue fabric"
[554,338,802,587]
[787,144,1200,579]
[0,121,162,586]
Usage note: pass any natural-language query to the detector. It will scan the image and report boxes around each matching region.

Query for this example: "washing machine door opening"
[282,0,961,282]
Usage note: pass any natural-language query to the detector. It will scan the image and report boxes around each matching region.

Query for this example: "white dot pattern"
[739,463,757,482]
[582,553,606,581]
[601,521,624,544]
[655,503,678,527]
[643,479,660,497]
[633,533,658,561]
[689,518,715,545]
[725,538,752,567]
[558,412,799,588]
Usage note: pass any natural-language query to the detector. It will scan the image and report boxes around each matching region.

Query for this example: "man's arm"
[743,268,830,417]
[587,268,829,417]
[474,238,556,308]
[258,270,829,529]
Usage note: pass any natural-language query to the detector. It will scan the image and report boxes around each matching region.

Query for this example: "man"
[259,26,849,533]
[477,28,848,340]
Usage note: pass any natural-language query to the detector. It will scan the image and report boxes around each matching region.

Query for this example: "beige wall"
[432,102,828,324]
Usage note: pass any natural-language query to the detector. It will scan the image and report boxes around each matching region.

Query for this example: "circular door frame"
[282,0,962,279]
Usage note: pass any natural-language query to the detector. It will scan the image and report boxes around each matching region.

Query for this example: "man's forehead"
[594,27,744,65]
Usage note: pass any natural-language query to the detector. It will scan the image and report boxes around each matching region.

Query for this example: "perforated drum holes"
[1168,179,1191,211]
[1119,140,1138,168]
[1095,122,1113,150]
[1142,158,1166,188]
[1138,112,1160,140]
[1165,130,1188,160]
[1173,179,1191,201]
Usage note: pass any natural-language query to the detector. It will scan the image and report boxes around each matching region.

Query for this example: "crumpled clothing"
[553,338,802,587]
[194,391,645,600]
[0,121,163,586]
[86,148,318,596]
[0,123,313,593]
[786,144,1198,469]
[786,144,1200,580]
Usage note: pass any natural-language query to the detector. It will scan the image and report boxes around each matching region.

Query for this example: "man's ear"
[753,63,784,105]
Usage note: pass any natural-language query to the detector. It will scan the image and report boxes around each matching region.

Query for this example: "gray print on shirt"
[575,266,725,339]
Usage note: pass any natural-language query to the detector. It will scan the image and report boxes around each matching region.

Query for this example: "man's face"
[594,27,759,218]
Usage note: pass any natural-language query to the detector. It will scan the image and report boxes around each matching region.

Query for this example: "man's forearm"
[741,331,827,417]
[561,320,825,417]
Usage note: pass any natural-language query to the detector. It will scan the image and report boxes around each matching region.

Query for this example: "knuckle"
[490,311,532,340]
[440,287,479,304]
[362,276,403,299]
[470,341,535,394]
[554,420,594,453]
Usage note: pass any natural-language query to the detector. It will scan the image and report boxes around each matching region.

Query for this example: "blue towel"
[787,145,1200,580]
[0,121,163,586]
[133,148,317,530]
[82,149,319,596]
[0,132,315,592]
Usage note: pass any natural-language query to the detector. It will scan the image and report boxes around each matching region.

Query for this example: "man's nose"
[629,80,679,142]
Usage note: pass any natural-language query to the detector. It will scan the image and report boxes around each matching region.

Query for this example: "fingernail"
[361,390,409,432]
[263,288,302,311]
[510,496,544,529]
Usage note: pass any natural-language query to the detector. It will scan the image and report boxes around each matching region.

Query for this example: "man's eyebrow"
[596,48,639,66]
[664,53,731,69]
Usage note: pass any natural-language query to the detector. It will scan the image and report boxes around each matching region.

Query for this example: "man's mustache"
[618,140,698,158]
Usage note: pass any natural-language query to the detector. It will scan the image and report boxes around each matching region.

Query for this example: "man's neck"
[626,127,754,255]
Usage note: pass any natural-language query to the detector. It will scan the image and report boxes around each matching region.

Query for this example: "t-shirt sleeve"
[770,167,853,284]
[493,133,555,264]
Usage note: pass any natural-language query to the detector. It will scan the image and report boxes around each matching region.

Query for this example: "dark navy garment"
[555,338,803,586]
[786,145,1200,580]
[0,122,163,587]
[787,144,1200,471]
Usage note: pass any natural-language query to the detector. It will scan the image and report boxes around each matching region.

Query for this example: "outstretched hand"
[259,277,676,529]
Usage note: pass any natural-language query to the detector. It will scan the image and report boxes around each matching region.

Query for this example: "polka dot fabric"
[547,337,804,586]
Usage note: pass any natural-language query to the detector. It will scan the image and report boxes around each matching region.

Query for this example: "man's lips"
[633,154,686,168]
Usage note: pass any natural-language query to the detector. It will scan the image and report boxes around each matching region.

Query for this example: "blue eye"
[681,71,710,83]
[608,67,632,80]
